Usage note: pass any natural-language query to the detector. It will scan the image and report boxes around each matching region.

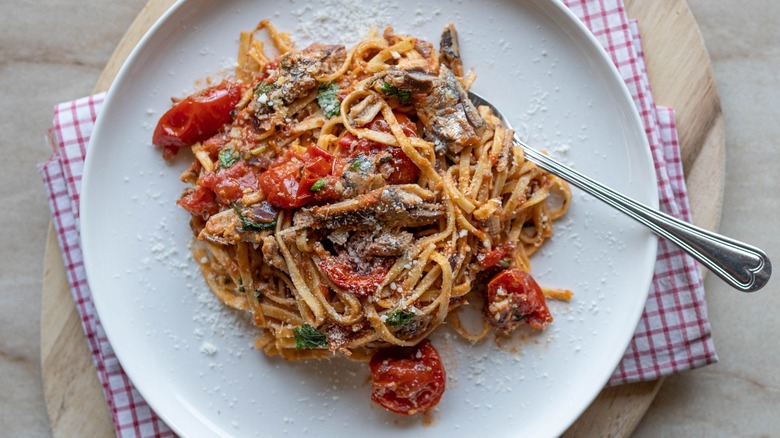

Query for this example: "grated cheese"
[289,0,400,47]
[200,340,218,356]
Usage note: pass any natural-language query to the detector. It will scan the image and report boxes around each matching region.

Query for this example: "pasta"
[154,20,571,414]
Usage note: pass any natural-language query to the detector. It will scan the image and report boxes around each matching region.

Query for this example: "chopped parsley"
[385,309,415,327]
[280,54,292,69]
[497,258,513,268]
[255,81,273,96]
[310,177,328,192]
[380,82,412,103]
[317,82,341,118]
[231,203,277,231]
[293,324,328,349]
[348,154,372,172]
[217,146,240,169]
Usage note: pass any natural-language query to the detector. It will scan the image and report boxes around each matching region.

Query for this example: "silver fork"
[468,91,771,292]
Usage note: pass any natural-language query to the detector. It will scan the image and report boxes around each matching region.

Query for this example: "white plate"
[81,0,658,436]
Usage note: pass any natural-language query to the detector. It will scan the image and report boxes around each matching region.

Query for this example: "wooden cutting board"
[40,0,725,436]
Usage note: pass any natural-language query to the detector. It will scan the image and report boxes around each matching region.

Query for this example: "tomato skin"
[298,150,333,194]
[177,186,219,218]
[199,161,259,204]
[486,269,552,331]
[335,112,420,184]
[153,80,242,159]
[477,243,515,268]
[315,255,390,297]
[201,132,230,155]
[257,145,335,209]
[258,161,305,208]
[366,112,418,138]
[369,339,446,415]
[384,147,420,185]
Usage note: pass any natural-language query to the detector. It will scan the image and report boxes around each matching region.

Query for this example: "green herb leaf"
[293,324,328,349]
[317,82,341,118]
[385,309,415,328]
[218,147,240,169]
[380,82,412,103]
[348,154,371,172]
[280,54,291,69]
[255,81,273,96]
[310,177,328,192]
[231,203,277,231]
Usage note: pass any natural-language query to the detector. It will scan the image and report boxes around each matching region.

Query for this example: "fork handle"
[521,142,771,292]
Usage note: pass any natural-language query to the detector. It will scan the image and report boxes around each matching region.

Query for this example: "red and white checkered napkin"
[566,2,718,384]
[38,1,716,435]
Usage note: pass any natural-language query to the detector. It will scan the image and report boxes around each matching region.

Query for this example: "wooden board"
[41,0,724,436]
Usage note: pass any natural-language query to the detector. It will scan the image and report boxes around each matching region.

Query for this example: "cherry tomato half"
[369,339,446,415]
[177,186,219,218]
[257,161,304,208]
[477,243,515,268]
[199,161,259,204]
[315,254,390,297]
[335,112,420,185]
[486,269,552,331]
[152,80,243,159]
[366,112,418,139]
[257,145,335,209]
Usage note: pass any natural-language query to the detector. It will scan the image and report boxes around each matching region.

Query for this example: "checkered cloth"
[38,1,717,436]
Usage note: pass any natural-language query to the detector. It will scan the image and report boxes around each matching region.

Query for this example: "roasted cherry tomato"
[335,112,420,184]
[199,161,260,204]
[201,132,230,155]
[383,147,421,185]
[315,255,390,297]
[152,80,243,159]
[177,186,219,218]
[257,145,335,209]
[366,112,418,138]
[369,339,446,415]
[486,269,552,331]
[257,161,304,208]
[477,243,515,268]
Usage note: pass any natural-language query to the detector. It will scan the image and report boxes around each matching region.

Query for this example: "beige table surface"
[1,0,777,436]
